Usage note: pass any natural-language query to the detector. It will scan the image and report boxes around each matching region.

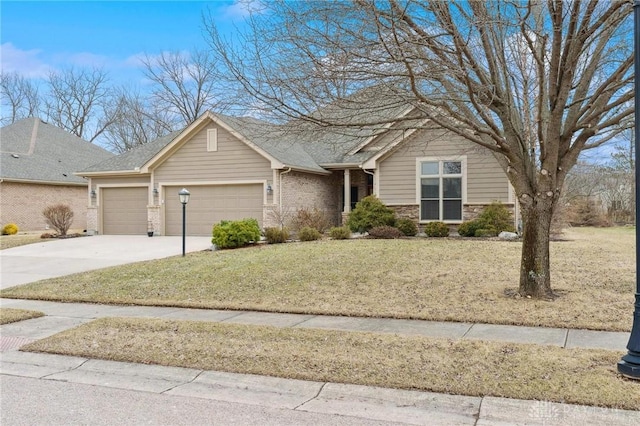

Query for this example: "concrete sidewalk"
[1,298,638,425]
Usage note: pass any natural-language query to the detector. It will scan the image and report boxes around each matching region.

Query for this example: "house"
[0,118,114,232]
[78,102,517,236]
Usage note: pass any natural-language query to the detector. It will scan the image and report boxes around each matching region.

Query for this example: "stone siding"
[463,203,515,222]
[0,181,88,232]
[279,171,341,228]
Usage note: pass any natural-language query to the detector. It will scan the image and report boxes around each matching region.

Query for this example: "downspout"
[361,167,376,197]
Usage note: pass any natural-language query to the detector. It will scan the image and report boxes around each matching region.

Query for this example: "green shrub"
[395,218,418,236]
[424,221,449,237]
[212,218,261,249]
[457,219,483,237]
[458,202,515,237]
[368,225,404,239]
[291,207,331,233]
[2,223,18,235]
[328,226,351,240]
[478,201,516,233]
[264,227,290,244]
[346,196,396,233]
[298,226,322,241]
[475,227,498,238]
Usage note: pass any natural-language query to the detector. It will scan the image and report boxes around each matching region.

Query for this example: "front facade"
[80,111,515,236]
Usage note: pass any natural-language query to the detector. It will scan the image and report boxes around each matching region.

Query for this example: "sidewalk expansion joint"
[293,381,327,410]
[288,315,318,328]
[562,329,569,348]
[473,397,484,426]
[40,357,90,379]
[460,323,475,339]
[161,369,205,394]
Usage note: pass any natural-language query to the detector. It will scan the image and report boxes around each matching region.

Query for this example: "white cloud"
[220,0,265,20]
[0,42,50,78]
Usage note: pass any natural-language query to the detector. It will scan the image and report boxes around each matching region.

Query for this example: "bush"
[368,225,404,239]
[328,226,351,240]
[264,227,289,244]
[212,218,261,249]
[291,207,331,233]
[395,218,418,236]
[478,201,516,233]
[458,202,515,237]
[457,219,484,237]
[346,196,396,233]
[424,221,449,237]
[42,204,74,236]
[2,223,18,235]
[298,226,322,241]
[475,227,498,237]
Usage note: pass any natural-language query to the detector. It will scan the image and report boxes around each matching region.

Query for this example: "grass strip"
[3,228,635,332]
[0,308,44,324]
[0,234,47,250]
[22,317,639,410]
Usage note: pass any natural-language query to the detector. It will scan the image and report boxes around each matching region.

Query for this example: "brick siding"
[0,181,88,232]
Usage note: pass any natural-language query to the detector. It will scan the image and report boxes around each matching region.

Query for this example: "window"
[207,129,218,152]
[418,158,464,222]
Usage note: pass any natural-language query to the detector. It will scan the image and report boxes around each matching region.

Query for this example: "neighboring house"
[78,107,517,236]
[0,118,114,231]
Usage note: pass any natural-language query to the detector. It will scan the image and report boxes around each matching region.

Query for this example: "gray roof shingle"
[0,118,114,185]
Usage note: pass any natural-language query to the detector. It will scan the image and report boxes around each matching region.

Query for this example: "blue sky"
[1,0,249,83]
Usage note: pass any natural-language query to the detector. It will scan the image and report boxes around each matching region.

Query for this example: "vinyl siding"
[153,123,272,183]
[378,129,509,205]
[91,176,150,187]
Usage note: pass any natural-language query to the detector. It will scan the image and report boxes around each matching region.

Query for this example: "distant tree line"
[0,49,225,153]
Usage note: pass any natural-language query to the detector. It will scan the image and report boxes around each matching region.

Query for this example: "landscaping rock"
[498,231,519,240]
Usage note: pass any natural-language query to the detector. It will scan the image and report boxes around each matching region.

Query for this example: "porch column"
[344,169,351,213]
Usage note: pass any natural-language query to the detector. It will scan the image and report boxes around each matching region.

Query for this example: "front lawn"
[2,227,635,331]
[0,234,47,250]
[0,308,44,324]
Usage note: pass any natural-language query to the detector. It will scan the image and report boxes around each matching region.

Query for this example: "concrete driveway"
[0,235,213,290]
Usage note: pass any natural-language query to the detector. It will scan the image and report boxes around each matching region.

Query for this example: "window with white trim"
[419,159,464,221]
[207,128,218,152]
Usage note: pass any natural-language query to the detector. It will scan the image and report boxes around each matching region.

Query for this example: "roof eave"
[1,177,87,186]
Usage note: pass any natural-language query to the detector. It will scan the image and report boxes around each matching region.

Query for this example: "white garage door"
[164,184,263,236]
[102,187,148,235]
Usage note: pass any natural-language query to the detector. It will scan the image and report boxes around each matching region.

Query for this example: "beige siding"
[378,129,509,205]
[153,123,272,183]
[91,176,151,187]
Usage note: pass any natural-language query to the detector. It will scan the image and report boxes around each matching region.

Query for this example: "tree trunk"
[519,198,555,299]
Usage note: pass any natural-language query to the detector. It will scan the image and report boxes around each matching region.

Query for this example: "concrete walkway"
[1,298,638,425]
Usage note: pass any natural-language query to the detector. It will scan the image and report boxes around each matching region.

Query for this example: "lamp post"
[617,0,640,380]
[179,188,190,257]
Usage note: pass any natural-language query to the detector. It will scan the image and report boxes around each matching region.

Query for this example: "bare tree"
[205,0,634,298]
[140,49,224,126]
[44,67,115,143]
[0,72,41,125]
[101,88,176,153]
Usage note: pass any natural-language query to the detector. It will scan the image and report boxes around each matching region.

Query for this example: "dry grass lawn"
[2,227,635,331]
[23,317,639,410]
[0,233,47,250]
[0,308,44,324]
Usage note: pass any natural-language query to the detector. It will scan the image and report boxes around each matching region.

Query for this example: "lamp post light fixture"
[179,188,190,257]
[617,0,640,380]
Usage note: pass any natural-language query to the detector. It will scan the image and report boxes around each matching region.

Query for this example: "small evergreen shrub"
[395,218,418,236]
[291,207,331,233]
[457,219,483,237]
[328,226,351,240]
[212,218,261,249]
[346,196,396,233]
[264,227,289,244]
[2,223,18,235]
[298,226,322,241]
[368,225,404,239]
[458,202,515,237]
[475,227,498,238]
[424,221,449,237]
[478,201,516,233]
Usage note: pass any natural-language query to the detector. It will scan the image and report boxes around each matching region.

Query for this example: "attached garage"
[164,184,264,236]
[101,187,148,235]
